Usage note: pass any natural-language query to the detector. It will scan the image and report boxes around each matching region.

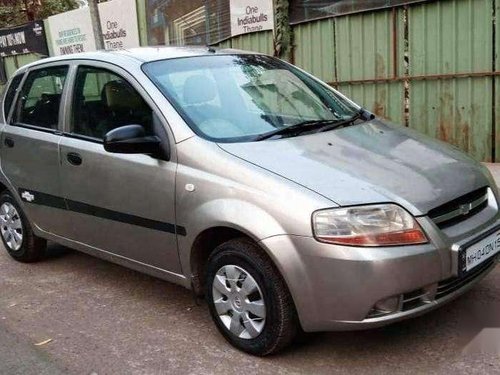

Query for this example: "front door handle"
[4,137,14,148]
[67,152,82,166]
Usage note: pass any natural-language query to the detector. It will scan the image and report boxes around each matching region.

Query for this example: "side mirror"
[104,125,162,155]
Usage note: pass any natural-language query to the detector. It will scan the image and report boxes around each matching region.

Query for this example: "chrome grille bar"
[432,192,488,225]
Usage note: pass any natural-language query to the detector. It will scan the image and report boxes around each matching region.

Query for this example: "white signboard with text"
[98,0,140,50]
[230,0,274,37]
[47,7,96,56]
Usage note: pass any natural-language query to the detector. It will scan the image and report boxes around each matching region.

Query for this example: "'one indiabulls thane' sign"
[230,0,274,37]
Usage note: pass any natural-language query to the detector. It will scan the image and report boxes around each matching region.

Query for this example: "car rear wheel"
[206,238,298,356]
[0,191,46,262]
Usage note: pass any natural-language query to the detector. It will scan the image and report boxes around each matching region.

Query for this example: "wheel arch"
[0,180,7,194]
[0,178,31,218]
[188,224,305,336]
[189,226,257,296]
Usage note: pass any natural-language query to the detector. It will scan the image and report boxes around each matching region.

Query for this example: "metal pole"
[88,0,104,50]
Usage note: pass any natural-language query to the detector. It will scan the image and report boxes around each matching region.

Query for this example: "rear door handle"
[67,152,82,166]
[4,137,14,148]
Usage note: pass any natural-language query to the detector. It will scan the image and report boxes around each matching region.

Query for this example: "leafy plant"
[0,0,78,28]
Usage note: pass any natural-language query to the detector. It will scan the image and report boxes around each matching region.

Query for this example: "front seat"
[182,74,221,124]
[100,80,151,137]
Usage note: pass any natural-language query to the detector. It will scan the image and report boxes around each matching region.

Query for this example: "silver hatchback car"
[1,47,499,355]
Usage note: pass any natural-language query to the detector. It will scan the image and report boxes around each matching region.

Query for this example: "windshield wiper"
[253,119,340,141]
[253,108,375,141]
[315,108,375,134]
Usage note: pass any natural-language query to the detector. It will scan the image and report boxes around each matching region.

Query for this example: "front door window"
[71,66,153,140]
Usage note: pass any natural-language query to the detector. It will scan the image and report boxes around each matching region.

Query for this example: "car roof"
[17,46,260,72]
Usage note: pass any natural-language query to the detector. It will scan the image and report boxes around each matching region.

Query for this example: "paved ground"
[1,166,500,374]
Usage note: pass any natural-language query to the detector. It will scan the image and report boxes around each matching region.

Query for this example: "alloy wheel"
[0,202,23,251]
[212,265,266,339]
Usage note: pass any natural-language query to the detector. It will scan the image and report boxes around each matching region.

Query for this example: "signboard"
[230,0,274,37]
[47,7,96,56]
[98,0,141,50]
[0,21,49,57]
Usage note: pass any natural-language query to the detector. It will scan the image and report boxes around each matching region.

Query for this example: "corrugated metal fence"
[215,31,274,55]
[292,0,499,161]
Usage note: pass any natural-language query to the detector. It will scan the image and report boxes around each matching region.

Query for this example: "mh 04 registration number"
[463,231,500,272]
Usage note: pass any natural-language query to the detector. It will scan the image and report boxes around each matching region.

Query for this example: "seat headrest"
[183,75,217,105]
[102,80,143,111]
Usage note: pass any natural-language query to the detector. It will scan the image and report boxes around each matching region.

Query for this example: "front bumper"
[260,216,500,332]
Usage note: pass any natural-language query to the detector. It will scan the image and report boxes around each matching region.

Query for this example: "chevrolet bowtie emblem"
[459,202,473,215]
[21,191,34,202]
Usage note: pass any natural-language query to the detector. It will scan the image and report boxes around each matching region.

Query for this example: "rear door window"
[3,74,24,121]
[12,66,68,129]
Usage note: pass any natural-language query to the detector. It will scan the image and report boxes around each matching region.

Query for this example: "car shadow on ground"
[43,242,73,260]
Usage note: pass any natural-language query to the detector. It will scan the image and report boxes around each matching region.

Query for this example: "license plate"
[462,230,500,272]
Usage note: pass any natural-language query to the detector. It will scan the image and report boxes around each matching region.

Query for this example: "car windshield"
[143,54,359,143]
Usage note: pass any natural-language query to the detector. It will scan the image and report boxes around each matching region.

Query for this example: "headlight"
[312,204,428,246]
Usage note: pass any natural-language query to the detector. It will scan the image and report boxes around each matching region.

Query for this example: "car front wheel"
[206,238,298,356]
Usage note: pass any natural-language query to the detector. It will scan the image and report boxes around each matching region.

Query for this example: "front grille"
[436,257,496,299]
[428,187,488,228]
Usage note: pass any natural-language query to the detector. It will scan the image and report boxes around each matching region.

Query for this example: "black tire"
[206,238,298,356]
[0,190,46,262]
